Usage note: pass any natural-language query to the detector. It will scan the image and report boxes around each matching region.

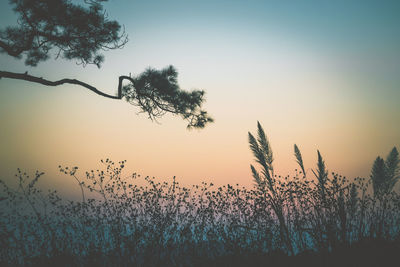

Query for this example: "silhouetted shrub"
[1,126,399,266]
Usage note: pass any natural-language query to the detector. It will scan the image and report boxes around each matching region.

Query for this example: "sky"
[1,0,399,196]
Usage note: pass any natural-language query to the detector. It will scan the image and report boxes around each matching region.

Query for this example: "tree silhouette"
[0,0,213,128]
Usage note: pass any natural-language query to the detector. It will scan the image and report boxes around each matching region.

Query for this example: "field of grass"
[1,123,399,266]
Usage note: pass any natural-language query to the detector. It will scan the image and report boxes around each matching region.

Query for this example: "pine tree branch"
[0,69,213,128]
[0,70,133,100]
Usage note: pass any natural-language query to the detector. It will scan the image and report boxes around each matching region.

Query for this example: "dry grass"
[1,124,399,266]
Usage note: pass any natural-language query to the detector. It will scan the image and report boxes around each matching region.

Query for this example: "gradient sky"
[1,0,399,196]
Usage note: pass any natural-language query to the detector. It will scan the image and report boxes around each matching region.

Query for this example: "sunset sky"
[1,0,399,196]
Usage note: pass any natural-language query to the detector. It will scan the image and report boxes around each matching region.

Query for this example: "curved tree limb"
[0,68,214,129]
[0,70,127,99]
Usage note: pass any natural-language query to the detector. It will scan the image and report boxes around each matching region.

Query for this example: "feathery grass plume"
[257,121,273,170]
[294,144,306,176]
[385,147,400,192]
[248,123,274,190]
[312,150,328,187]
[370,147,400,197]
[248,132,265,167]
[250,164,262,186]
[312,150,328,200]
[248,122,294,255]
[370,156,386,197]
